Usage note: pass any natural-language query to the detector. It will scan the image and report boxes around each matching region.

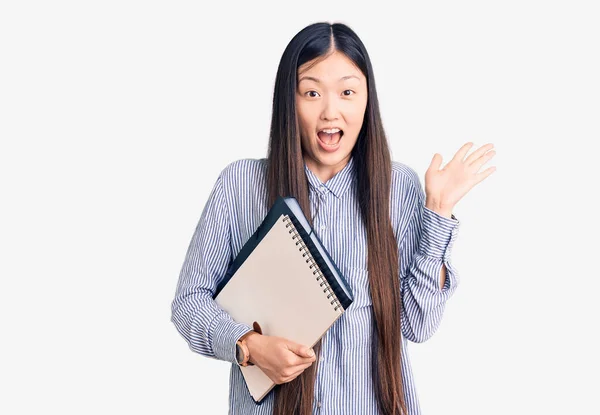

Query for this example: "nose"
[320,94,339,122]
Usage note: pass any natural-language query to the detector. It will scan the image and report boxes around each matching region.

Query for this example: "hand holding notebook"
[213,196,354,403]
[242,330,318,384]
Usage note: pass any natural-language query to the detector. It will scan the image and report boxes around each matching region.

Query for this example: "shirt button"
[317,402,322,408]
[320,356,325,362]
[320,224,326,231]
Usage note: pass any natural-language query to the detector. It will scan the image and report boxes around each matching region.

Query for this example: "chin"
[317,151,351,164]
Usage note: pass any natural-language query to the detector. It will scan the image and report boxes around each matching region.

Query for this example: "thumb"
[429,153,443,171]
[287,342,314,358]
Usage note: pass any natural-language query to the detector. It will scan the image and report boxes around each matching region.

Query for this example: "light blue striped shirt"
[171,155,461,414]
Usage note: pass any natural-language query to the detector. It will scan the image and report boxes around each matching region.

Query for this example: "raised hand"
[424,142,496,216]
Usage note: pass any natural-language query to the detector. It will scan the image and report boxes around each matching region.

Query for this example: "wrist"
[425,199,453,219]
[245,332,262,365]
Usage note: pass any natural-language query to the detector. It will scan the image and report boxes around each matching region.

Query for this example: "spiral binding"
[282,215,342,312]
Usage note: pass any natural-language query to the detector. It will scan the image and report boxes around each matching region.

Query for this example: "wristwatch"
[235,321,263,367]
[236,333,253,366]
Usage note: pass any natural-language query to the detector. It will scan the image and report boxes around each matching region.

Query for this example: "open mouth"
[317,129,344,147]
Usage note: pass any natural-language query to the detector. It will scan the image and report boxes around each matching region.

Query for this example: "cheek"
[296,107,319,137]
[295,104,310,128]
[347,103,367,127]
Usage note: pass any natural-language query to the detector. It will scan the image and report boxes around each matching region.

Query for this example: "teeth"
[319,128,341,134]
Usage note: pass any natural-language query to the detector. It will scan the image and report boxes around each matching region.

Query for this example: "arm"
[398,181,461,343]
[170,168,253,365]
[424,199,455,290]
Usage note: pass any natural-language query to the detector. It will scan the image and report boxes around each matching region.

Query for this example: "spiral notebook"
[213,196,354,404]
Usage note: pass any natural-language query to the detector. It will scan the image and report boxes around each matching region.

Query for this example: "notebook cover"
[214,196,353,309]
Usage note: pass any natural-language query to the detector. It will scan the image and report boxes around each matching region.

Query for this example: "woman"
[171,21,496,415]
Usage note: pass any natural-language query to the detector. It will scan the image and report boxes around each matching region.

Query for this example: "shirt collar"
[304,156,356,199]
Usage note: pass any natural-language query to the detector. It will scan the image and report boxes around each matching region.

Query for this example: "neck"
[304,155,351,183]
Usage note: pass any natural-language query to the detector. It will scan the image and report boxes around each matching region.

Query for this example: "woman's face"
[296,50,368,182]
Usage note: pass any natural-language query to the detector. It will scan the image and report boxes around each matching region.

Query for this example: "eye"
[343,90,355,96]
[305,91,320,98]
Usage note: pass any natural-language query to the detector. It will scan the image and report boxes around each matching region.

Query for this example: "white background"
[1,1,598,414]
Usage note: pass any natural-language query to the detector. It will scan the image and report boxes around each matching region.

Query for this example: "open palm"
[425,142,496,210]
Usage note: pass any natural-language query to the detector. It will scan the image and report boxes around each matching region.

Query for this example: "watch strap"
[236,321,263,366]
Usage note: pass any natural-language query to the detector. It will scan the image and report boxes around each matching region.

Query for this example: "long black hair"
[267,22,407,415]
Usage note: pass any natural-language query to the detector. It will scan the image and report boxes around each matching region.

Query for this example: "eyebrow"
[298,75,360,84]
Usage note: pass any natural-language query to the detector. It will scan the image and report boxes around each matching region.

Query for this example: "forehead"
[297,51,364,82]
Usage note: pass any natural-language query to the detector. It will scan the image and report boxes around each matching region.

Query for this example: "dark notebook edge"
[281,197,353,310]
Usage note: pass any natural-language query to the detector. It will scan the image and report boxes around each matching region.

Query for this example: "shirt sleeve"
[170,168,254,365]
[397,178,461,343]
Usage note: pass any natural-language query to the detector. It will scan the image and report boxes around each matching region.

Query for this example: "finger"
[451,142,475,163]
[290,360,315,371]
[428,153,443,171]
[285,342,314,358]
[276,367,303,384]
[282,365,310,382]
[288,353,317,366]
[282,364,312,381]
[465,143,494,166]
[470,149,496,171]
[475,166,497,183]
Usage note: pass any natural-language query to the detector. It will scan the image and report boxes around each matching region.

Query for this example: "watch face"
[236,344,243,363]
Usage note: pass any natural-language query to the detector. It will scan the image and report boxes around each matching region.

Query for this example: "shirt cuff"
[418,206,460,260]
[209,313,254,365]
